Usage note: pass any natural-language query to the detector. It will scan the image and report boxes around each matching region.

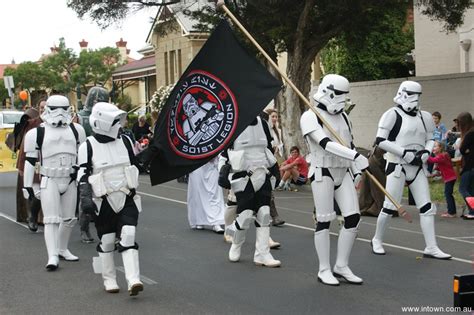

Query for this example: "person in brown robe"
[358,147,386,217]
[15,101,45,229]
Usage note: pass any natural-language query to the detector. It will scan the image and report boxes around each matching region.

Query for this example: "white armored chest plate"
[304,109,353,168]
[231,119,269,170]
[40,125,78,172]
[391,108,426,150]
[89,137,130,174]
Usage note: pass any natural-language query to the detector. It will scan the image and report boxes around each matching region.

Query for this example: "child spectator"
[277,146,308,191]
[427,141,457,218]
[432,111,447,143]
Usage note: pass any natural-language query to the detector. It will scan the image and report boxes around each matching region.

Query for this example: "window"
[170,50,176,83]
[164,52,169,85]
[178,49,182,75]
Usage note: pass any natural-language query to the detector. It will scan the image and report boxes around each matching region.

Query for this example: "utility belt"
[88,165,141,214]
[40,166,75,178]
[230,167,271,193]
[88,165,139,198]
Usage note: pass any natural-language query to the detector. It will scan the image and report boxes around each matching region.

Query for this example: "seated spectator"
[132,115,151,141]
[277,146,308,191]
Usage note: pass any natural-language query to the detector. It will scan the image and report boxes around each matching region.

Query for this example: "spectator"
[265,108,284,162]
[132,115,150,141]
[277,146,308,191]
[457,112,474,219]
[260,110,285,226]
[432,111,447,143]
[427,141,457,218]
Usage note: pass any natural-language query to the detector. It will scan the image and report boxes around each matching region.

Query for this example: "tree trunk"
[277,49,314,156]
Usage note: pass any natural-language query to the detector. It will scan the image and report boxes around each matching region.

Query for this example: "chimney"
[116,38,128,63]
[79,39,88,50]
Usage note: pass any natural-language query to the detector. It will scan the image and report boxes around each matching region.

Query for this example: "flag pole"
[216,0,412,222]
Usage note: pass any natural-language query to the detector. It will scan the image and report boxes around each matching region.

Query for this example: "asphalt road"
[1,174,473,314]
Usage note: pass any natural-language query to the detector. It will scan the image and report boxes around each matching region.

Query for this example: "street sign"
[3,76,14,89]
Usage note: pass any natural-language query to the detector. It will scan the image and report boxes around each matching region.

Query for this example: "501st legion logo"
[167,70,239,159]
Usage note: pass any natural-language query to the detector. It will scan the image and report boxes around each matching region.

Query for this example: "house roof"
[0,64,18,78]
[112,55,156,81]
[146,0,210,43]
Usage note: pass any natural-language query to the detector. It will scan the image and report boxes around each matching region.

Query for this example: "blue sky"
[0,1,158,64]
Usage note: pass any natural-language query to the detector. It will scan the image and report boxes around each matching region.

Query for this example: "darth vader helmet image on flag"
[148,20,282,185]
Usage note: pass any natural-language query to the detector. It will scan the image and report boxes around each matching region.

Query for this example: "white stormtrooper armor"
[222,117,281,268]
[23,95,86,270]
[371,81,451,259]
[77,102,144,296]
[300,74,368,286]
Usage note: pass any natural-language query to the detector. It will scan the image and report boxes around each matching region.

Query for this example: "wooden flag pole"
[216,0,412,222]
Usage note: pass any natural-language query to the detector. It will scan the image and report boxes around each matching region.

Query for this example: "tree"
[69,0,471,152]
[320,6,415,81]
[71,47,122,96]
[41,38,78,94]
[67,0,181,28]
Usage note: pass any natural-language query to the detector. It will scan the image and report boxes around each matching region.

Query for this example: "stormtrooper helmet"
[313,74,349,115]
[41,95,72,127]
[183,93,200,118]
[393,80,422,113]
[89,102,127,138]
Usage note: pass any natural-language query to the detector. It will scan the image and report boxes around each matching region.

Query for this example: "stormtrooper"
[300,74,369,286]
[371,81,451,259]
[77,102,144,296]
[23,95,86,270]
[220,116,281,267]
[182,93,224,146]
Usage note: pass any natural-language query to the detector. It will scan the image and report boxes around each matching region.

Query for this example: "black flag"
[149,20,281,185]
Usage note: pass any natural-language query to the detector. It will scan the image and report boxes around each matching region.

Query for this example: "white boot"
[314,229,339,285]
[333,227,363,284]
[58,219,79,261]
[229,228,246,262]
[420,215,451,259]
[269,237,281,249]
[44,223,59,271]
[371,212,391,255]
[99,252,120,293]
[254,227,281,267]
[122,249,144,296]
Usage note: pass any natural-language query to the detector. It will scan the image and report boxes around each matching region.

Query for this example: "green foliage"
[0,84,9,106]
[41,38,78,93]
[4,62,56,92]
[72,47,121,95]
[116,93,133,112]
[320,6,415,81]
[4,38,121,99]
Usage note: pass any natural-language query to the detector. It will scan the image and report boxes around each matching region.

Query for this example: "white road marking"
[284,223,473,265]
[138,180,187,191]
[0,212,43,232]
[138,191,187,205]
[361,221,474,245]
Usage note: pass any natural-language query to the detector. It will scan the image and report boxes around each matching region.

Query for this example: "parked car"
[0,110,23,129]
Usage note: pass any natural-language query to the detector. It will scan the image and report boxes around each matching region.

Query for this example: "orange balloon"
[19,90,28,101]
